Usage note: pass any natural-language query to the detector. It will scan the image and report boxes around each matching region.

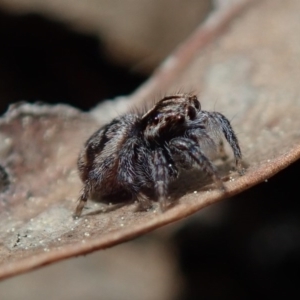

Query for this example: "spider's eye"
[186,106,196,120]
[152,113,161,125]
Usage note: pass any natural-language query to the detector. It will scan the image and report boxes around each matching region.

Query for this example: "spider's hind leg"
[74,181,92,218]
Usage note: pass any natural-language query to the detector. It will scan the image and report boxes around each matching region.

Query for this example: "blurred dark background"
[174,159,300,299]
[0,0,212,115]
[1,1,300,300]
[0,11,147,115]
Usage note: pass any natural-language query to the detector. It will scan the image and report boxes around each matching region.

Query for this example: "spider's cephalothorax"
[75,94,243,217]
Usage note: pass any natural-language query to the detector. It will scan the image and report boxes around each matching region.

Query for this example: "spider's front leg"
[205,111,243,174]
[152,148,172,212]
[169,137,225,190]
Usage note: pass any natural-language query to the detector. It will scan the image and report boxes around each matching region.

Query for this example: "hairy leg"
[204,111,243,174]
[152,148,170,211]
[74,180,92,218]
[170,137,224,190]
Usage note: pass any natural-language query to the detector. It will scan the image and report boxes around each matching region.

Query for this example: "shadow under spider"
[84,202,129,217]
[170,159,243,194]
[80,158,245,217]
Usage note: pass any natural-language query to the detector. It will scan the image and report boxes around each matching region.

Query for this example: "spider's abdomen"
[77,114,141,195]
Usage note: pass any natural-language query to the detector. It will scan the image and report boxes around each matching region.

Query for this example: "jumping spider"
[75,94,243,217]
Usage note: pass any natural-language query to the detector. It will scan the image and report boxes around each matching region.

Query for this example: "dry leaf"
[1,0,300,280]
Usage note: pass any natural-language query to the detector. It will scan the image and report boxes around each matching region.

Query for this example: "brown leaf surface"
[1,0,300,280]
